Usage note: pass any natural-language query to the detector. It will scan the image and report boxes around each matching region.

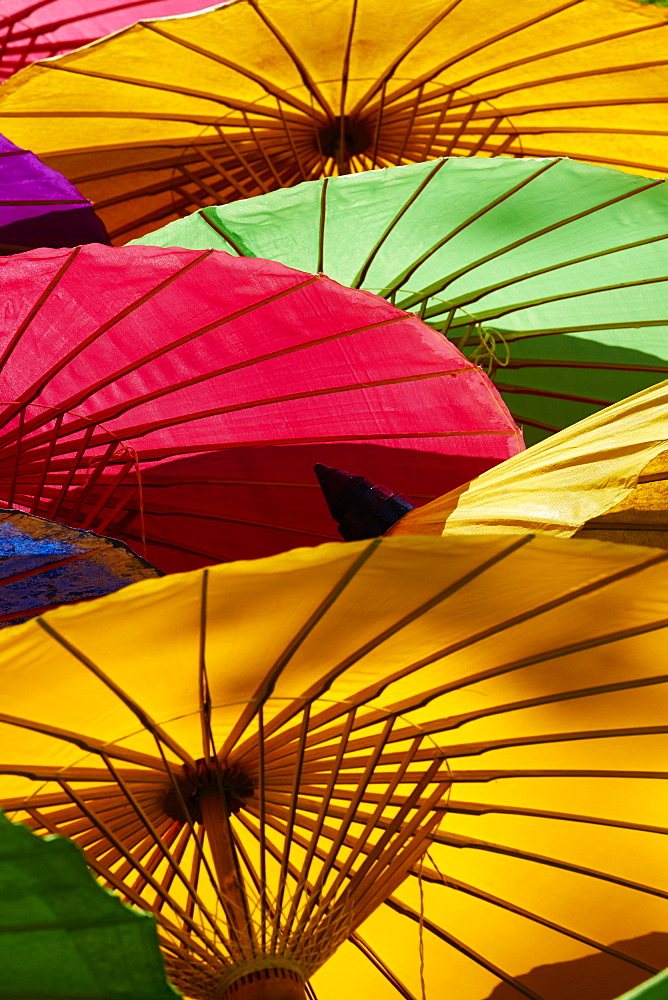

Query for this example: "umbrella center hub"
[317,115,372,161]
[163,759,254,823]
[218,959,306,1000]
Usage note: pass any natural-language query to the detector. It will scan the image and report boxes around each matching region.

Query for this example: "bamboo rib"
[237,536,534,757]
[451,767,668,782]
[1,274,417,453]
[444,800,668,837]
[142,22,327,121]
[102,754,229,939]
[381,166,665,303]
[0,367,478,464]
[400,219,666,317]
[433,830,668,900]
[443,277,668,330]
[25,803,221,967]
[313,763,446,924]
[386,895,546,1000]
[0,250,80,374]
[249,0,334,118]
[219,539,382,757]
[245,544,668,761]
[280,709,358,936]
[350,932,418,1000]
[37,619,197,769]
[352,0,579,116]
[288,717,398,944]
[0,250,214,433]
[274,669,668,765]
[494,383,613,408]
[59,780,230,957]
[260,787,662,852]
[420,863,659,973]
[134,822,190,900]
[269,703,312,951]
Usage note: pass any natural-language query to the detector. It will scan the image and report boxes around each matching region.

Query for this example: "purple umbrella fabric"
[0,133,109,251]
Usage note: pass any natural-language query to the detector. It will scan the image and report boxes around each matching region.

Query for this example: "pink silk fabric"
[0,0,213,78]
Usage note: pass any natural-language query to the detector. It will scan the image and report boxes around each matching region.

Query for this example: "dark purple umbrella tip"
[314,463,414,541]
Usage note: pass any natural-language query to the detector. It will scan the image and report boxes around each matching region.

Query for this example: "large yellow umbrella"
[1,0,667,241]
[1,533,667,999]
[389,380,668,548]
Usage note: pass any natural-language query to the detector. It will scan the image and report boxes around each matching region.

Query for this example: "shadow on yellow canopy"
[390,380,668,548]
[0,533,667,998]
[1,0,668,241]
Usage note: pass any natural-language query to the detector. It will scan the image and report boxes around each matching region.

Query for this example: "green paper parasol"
[131,156,668,445]
[0,811,179,1000]
[615,969,668,999]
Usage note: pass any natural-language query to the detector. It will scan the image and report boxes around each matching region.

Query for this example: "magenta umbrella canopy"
[0,133,109,251]
[0,244,522,570]
[0,0,218,79]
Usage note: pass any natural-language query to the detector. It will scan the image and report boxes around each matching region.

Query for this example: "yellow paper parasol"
[0,533,667,999]
[389,381,668,548]
[1,0,667,241]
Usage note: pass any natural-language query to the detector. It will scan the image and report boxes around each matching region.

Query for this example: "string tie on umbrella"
[469,324,510,375]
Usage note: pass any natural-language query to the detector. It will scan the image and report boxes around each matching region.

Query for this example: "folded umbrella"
[0,133,109,252]
[132,155,668,444]
[0,533,667,999]
[2,0,668,242]
[0,243,521,570]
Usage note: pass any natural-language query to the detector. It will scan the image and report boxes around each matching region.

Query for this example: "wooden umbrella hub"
[317,115,372,162]
[163,758,254,824]
[219,961,306,1000]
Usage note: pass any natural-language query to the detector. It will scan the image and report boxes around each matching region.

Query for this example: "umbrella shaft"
[199,789,253,958]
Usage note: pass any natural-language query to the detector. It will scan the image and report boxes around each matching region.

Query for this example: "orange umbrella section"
[1,0,667,241]
[0,534,667,999]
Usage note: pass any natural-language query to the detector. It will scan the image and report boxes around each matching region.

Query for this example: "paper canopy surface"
[389,380,668,547]
[0,509,159,626]
[615,969,668,1000]
[0,811,179,1000]
[2,0,668,241]
[0,0,216,79]
[134,156,668,443]
[0,534,667,999]
[0,243,521,571]
[0,133,109,252]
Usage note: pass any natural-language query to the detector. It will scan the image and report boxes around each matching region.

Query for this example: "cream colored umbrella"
[390,380,668,548]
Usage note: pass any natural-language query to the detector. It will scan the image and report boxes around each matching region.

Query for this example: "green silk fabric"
[132,157,668,446]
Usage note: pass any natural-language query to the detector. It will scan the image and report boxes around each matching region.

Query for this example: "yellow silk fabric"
[0,534,667,998]
[0,0,667,241]
[390,381,668,547]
